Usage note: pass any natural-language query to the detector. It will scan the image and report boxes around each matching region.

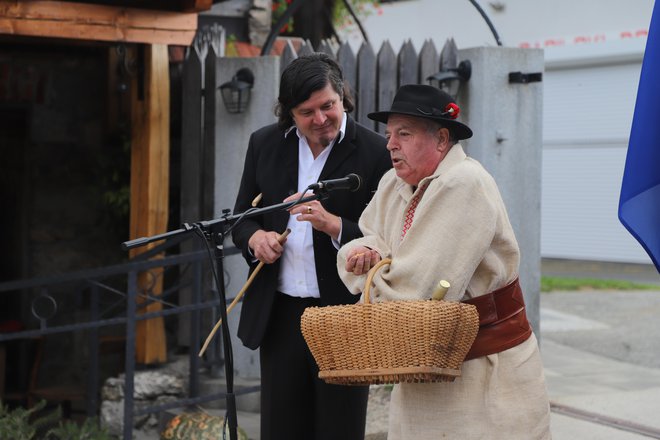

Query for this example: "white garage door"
[542,59,651,263]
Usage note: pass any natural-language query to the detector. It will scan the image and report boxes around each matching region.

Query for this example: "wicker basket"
[301,258,479,385]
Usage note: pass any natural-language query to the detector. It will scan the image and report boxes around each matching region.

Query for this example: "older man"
[337,84,551,439]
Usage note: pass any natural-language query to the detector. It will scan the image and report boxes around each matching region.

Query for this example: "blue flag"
[619,3,660,273]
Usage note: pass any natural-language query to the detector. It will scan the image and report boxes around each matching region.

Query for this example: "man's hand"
[248,230,287,264]
[285,192,341,240]
[345,246,381,275]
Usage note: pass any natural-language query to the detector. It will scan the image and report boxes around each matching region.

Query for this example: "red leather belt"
[462,278,532,361]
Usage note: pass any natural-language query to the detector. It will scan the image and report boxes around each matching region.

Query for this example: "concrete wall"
[212,56,280,378]
[460,47,544,335]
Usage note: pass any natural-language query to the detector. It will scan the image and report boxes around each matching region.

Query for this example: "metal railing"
[0,238,250,439]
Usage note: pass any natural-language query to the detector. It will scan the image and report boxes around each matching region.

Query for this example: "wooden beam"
[129,44,169,365]
[0,0,198,45]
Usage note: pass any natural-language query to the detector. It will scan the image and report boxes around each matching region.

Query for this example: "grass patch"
[541,276,660,292]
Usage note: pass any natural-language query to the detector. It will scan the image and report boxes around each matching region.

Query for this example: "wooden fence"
[184,24,463,132]
[281,37,462,132]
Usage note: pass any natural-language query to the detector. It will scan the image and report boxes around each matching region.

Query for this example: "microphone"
[309,174,362,192]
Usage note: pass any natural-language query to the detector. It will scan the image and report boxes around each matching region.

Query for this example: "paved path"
[541,289,660,439]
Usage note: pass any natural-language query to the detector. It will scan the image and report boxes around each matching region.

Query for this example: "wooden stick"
[198,228,291,357]
[251,193,262,207]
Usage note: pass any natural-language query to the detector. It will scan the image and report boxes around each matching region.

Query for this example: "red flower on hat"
[444,103,460,119]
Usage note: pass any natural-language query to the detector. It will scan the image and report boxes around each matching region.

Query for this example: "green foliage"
[47,417,114,440]
[0,401,113,440]
[226,34,240,57]
[540,276,660,292]
[272,0,295,34]
[0,400,61,440]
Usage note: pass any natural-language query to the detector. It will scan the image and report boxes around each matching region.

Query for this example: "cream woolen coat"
[337,145,551,439]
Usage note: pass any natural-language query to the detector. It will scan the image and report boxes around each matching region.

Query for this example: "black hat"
[368,84,473,140]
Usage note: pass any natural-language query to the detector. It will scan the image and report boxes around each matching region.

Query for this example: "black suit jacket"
[232,116,391,349]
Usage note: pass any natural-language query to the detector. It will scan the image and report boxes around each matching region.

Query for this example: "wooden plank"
[177,43,204,346]
[419,39,439,85]
[0,1,197,29]
[0,0,198,45]
[205,22,226,58]
[376,41,397,134]
[398,39,418,87]
[356,41,376,128]
[317,39,335,57]
[129,44,170,365]
[336,41,357,112]
[180,40,205,225]
[202,37,220,220]
[439,38,459,71]
[0,22,197,45]
[280,39,298,76]
[298,39,314,57]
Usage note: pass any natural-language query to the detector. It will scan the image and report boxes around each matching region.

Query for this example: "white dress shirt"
[277,113,347,298]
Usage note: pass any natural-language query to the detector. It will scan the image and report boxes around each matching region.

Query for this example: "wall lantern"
[426,60,472,98]
[219,68,254,114]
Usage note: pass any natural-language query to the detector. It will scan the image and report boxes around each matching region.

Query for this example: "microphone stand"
[122,189,329,440]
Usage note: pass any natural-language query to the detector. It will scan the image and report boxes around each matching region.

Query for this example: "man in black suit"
[232,53,391,440]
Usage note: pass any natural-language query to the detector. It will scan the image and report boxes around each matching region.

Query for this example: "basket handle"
[363,258,392,304]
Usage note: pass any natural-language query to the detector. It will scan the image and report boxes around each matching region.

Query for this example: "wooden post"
[128,44,169,365]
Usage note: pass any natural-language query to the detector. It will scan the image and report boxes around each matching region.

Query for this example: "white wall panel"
[544,63,640,143]
[541,144,651,263]
[541,61,650,263]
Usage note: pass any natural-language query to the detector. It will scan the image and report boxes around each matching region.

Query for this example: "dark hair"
[275,52,354,130]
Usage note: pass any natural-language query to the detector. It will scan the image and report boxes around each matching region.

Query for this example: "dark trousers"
[259,293,369,440]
